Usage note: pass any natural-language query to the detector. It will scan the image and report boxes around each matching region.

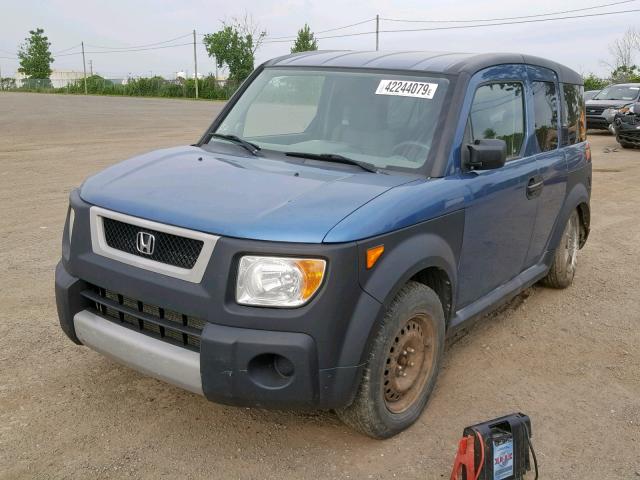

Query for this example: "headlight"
[236,256,326,307]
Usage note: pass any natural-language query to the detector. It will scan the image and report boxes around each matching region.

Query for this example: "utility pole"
[193,29,199,99]
[89,59,93,76]
[375,14,379,51]
[81,41,87,94]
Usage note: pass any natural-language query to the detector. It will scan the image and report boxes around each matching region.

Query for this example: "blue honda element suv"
[56,51,591,438]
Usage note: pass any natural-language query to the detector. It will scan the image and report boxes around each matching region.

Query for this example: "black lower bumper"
[586,116,610,129]
[199,322,362,408]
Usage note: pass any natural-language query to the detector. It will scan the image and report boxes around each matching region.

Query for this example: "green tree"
[610,65,640,83]
[203,17,266,86]
[17,28,54,80]
[291,24,318,53]
[582,73,608,91]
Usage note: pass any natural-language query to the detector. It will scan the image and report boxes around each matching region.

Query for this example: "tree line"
[5,23,639,98]
[2,20,317,97]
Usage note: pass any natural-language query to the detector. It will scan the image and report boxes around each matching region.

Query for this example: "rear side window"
[532,81,559,152]
[561,83,586,145]
[469,82,525,159]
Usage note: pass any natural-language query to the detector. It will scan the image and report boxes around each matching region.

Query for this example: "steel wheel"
[383,313,436,414]
[563,212,579,276]
[542,210,581,289]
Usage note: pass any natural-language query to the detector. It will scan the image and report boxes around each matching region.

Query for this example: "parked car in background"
[56,51,591,439]
[584,89,600,101]
[612,102,640,148]
[586,83,640,130]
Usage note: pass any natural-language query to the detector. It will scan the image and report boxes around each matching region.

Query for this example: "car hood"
[586,99,633,109]
[80,146,417,243]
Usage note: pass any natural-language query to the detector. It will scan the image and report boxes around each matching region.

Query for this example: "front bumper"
[56,191,383,409]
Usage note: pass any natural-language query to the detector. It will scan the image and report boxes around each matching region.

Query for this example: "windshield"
[594,85,640,101]
[210,68,450,171]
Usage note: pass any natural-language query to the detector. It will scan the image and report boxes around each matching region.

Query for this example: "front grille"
[586,106,606,115]
[82,284,205,351]
[102,217,203,269]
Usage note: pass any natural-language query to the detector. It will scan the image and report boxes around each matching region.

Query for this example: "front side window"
[211,68,450,171]
[532,81,559,152]
[468,82,525,159]
[561,83,586,145]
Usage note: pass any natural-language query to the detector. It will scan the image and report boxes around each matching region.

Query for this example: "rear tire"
[542,210,580,289]
[336,282,445,439]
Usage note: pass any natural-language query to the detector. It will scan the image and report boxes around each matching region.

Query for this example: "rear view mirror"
[465,139,507,171]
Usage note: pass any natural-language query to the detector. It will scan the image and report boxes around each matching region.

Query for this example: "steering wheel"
[391,141,429,160]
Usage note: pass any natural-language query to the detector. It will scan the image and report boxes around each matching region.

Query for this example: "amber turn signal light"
[366,245,385,269]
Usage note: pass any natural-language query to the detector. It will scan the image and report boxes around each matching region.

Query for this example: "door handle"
[526,176,544,199]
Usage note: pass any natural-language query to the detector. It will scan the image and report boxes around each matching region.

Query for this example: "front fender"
[337,210,464,367]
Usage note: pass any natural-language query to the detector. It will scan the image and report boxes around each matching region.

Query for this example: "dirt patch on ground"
[1,93,638,479]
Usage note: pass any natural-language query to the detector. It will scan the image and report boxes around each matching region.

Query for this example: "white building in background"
[176,71,204,80]
[14,69,85,87]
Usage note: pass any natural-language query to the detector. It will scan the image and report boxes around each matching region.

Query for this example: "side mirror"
[465,139,507,171]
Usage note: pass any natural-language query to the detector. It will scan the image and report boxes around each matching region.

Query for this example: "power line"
[56,42,193,56]
[262,30,375,44]
[260,0,637,43]
[261,7,639,44]
[378,8,640,34]
[85,33,192,50]
[53,43,82,54]
[381,0,637,23]
[267,17,375,40]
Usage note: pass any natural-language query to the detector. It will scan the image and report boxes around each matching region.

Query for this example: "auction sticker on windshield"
[375,80,438,99]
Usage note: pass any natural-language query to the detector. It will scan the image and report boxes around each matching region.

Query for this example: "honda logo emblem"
[136,231,155,255]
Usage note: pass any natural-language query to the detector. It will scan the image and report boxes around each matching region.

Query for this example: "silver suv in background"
[585,83,640,130]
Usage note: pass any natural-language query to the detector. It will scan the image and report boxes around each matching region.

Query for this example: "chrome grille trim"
[89,206,218,283]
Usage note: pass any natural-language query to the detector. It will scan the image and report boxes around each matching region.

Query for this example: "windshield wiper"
[211,133,261,156]
[285,152,382,174]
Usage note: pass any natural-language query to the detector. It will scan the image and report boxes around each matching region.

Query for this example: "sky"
[1,0,638,80]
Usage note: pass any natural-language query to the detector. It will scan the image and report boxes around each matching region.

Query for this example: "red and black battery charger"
[450,413,538,480]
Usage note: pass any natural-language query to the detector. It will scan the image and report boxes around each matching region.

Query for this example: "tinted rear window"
[561,83,586,145]
[532,81,559,152]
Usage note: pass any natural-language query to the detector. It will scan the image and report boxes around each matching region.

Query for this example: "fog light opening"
[247,353,295,389]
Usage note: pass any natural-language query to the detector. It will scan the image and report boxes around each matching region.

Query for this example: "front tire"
[542,210,580,289]
[337,282,445,439]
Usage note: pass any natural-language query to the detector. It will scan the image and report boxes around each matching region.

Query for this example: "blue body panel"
[446,65,539,308]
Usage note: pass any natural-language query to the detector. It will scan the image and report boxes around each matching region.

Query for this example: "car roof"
[264,50,583,85]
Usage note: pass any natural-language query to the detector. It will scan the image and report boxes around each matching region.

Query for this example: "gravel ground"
[1,92,639,479]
